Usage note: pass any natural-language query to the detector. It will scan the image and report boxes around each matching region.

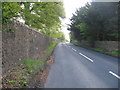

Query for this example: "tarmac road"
[45,43,119,88]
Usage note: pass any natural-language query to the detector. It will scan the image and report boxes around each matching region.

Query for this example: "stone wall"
[2,21,53,73]
[95,41,119,51]
[78,41,90,47]
[78,41,119,51]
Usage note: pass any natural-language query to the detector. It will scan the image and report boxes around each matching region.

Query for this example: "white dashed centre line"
[109,71,120,79]
[72,48,77,52]
[74,49,76,51]
[79,53,93,62]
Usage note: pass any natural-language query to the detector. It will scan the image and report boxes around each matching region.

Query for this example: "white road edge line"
[79,53,93,62]
[109,71,120,79]
[72,48,77,52]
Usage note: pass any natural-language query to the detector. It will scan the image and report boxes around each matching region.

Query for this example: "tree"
[69,2,118,47]
[2,2,66,40]
[2,2,21,24]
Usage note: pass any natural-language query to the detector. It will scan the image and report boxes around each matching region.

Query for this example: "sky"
[62,0,92,41]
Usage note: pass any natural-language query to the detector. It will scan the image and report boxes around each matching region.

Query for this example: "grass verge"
[3,59,45,88]
[45,41,58,59]
[3,41,59,88]
[23,59,45,74]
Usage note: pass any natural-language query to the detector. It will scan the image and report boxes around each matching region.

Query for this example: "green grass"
[21,76,27,80]
[46,41,58,58]
[19,80,27,86]
[23,59,45,73]
[7,79,16,83]
[107,51,120,56]
[92,48,105,52]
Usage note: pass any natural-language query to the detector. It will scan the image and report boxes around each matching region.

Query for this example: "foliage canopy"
[69,2,119,46]
[2,2,65,40]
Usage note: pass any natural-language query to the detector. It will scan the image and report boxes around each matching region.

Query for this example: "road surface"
[45,43,119,88]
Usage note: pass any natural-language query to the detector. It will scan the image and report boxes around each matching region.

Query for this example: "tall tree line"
[2,2,65,40]
[68,2,119,46]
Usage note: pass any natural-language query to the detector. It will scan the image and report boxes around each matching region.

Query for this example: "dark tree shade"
[69,2,119,45]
